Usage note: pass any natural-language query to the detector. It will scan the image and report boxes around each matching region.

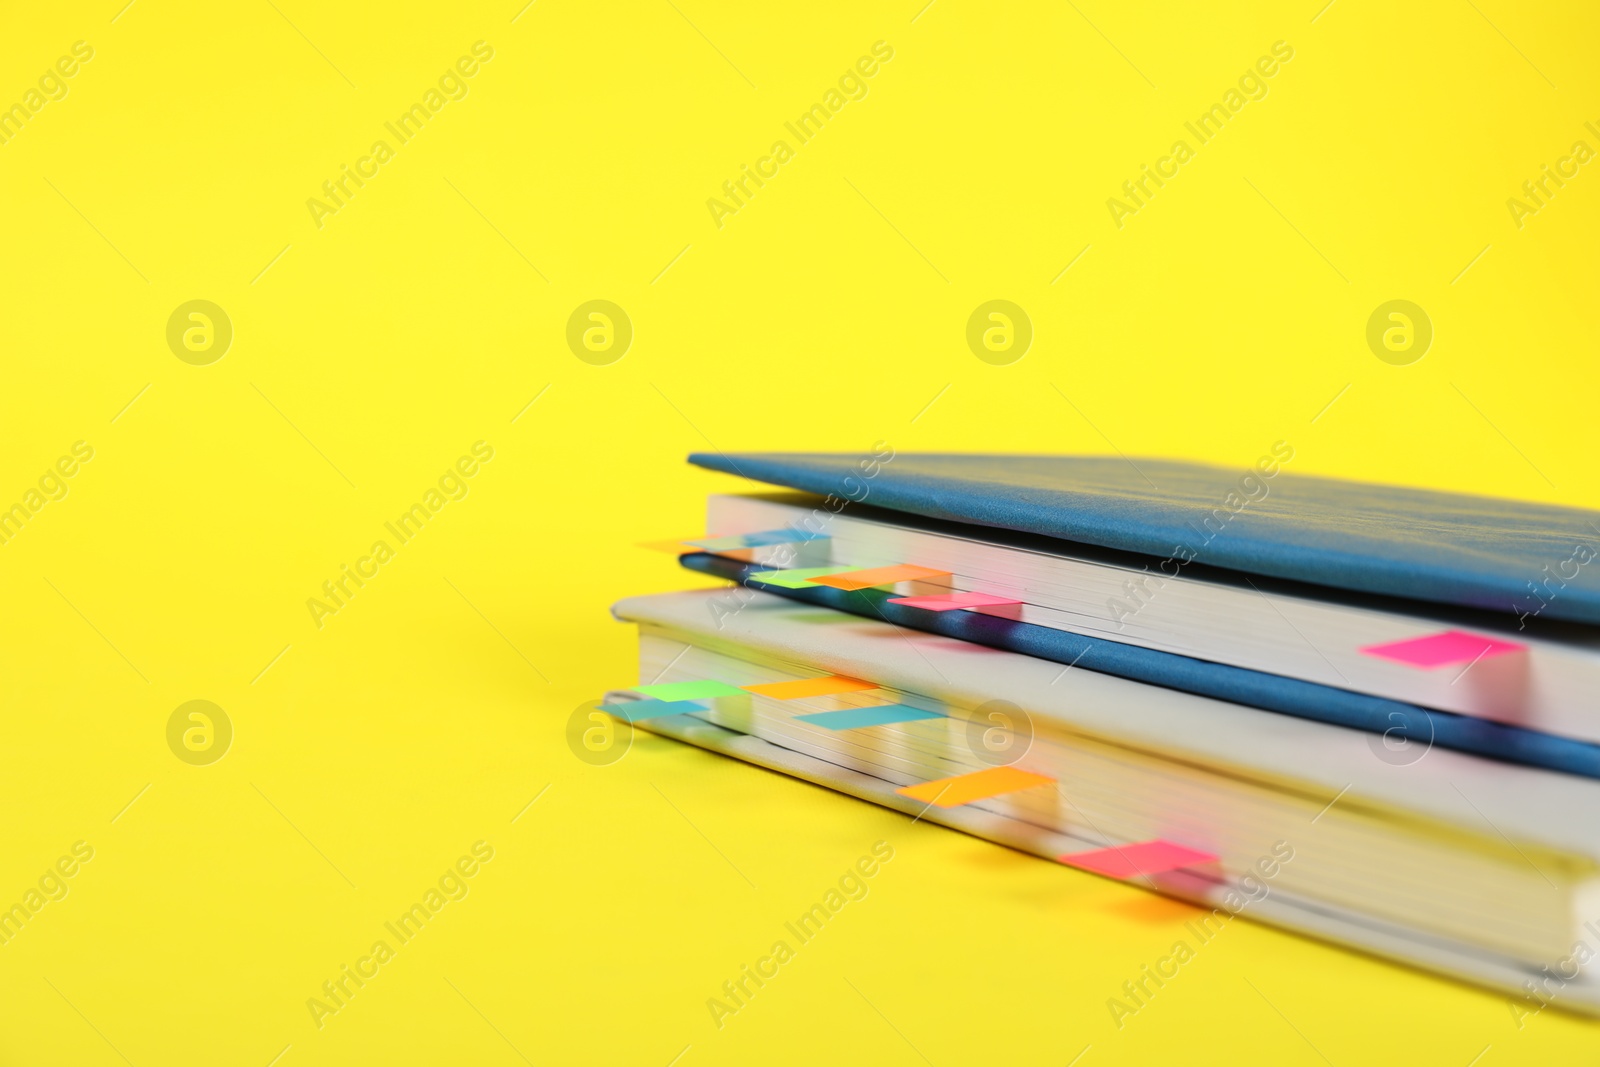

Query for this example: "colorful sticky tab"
[742,675,878,700]
[740,528,830,547]
[795,705,945,730]
[895,765,1055,807]
[598,699,707,722]
[634,680,748,700]
[886,591,1024,611]
[1359,630,1526,669]
[1058,840,1219,879]
[748,567,863,589]
[806,564,951,591]
[689,533,762,552]
[689,529,830,551]
[637,539,702,554]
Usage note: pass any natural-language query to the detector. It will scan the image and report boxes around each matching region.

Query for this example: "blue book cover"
[688,451,1600,627]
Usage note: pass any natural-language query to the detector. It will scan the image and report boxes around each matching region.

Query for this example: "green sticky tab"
[635,680,747,700]
[748,567,862,589]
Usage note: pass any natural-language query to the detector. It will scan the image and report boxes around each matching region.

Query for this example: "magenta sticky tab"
[1058,840,1218,880]
[1359,630,1526,669]
[886,592,1024,611]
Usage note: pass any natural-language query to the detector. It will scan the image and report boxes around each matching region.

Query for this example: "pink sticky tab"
[1059,840,1218,880]
[1359,630,1526,669]
[886,592,1024,611]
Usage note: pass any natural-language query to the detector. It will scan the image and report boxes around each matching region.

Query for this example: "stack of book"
[605,450,1600,1014]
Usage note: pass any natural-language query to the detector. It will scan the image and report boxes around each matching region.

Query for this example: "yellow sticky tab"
[637,539,702,554]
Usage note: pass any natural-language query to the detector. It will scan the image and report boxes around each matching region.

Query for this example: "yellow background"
[2,0,1597,1062]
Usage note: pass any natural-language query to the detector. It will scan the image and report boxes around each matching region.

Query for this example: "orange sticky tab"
[895,766,1055,807]
[806,564,950,590]
[742,675,879,700]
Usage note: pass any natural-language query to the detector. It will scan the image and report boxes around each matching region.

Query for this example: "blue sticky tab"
[687,534,754,551]
[740,529,831,547]
[688,529,831,550]
[793,704,945,730]
[599,699,707,722]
